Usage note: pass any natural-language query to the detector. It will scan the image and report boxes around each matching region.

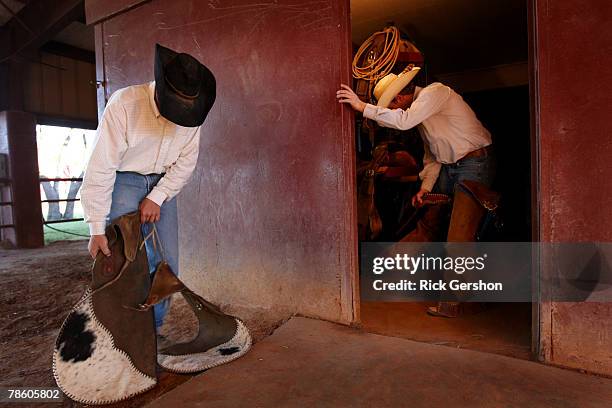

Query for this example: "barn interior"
[350,0,533,359]
[0,0,611,406]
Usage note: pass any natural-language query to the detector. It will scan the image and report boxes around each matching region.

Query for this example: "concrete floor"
[147,317,612,408]
[361,302,532,359]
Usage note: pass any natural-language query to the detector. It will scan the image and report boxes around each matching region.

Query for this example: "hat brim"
[154,44,216,127]
[376,67,421,109]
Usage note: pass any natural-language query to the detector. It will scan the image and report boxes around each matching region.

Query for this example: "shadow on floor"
[361,301,532,360]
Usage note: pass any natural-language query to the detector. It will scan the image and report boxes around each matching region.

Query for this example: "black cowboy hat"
[154,43,216,127]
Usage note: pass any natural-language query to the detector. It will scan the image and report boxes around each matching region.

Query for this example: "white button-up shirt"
[81,81,201,235]
[363,82,492,191]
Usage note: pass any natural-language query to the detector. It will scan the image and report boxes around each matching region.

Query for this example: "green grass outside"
[43,220,89,244]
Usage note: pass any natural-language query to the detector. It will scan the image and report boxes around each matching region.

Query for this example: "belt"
[117,171,165,177]
[458,145,492,162]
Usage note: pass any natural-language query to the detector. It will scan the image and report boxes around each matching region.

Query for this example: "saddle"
[357,143,420,240]
[53,211,251,404]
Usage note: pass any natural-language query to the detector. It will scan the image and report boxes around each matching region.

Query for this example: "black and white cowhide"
[157,318,252,373]
[53,290,156,405]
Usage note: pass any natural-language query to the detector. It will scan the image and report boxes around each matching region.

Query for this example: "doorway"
[36,124,95,244]
[349,0,534,359]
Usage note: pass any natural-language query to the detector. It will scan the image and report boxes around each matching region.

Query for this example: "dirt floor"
[0,240,284,407]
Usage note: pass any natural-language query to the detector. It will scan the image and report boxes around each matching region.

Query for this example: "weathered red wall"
[536,0,612,375]
[89,0,357,323]
[89,0,612,374]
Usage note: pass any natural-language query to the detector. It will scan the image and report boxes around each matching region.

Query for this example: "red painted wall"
[89,0,357,323]
[89,0,612,374]
[536,0,612,375]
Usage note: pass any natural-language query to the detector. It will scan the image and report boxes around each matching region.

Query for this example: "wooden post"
[0,111,44,248]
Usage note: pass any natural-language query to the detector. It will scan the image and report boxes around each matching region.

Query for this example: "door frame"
[343,0,544,359]
[528,0,545,362]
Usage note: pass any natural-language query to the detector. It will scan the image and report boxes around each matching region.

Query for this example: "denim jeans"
[435,150,496,195]
[108,171,178,328]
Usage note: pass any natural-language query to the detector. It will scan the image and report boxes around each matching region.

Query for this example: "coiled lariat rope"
[352,26,401,82]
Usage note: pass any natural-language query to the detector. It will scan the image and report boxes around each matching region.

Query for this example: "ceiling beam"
[85,0,149,25]
[0,0,36,36]
[41,41,95,64]
[0,0,84,63]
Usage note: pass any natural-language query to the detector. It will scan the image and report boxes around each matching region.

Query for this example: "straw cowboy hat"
[154,43,216,127]
[373,66,421,108]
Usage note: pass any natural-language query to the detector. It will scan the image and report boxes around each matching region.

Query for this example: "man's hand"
[89,234,110,258]
[336,84,366,113]
[139,198,161,224]
[412,188,429,208]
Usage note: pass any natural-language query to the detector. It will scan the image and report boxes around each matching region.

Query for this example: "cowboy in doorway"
[81,44,216,329]
[337,67,495,317]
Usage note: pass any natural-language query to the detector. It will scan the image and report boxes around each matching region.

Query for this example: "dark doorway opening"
[350,0,533,359]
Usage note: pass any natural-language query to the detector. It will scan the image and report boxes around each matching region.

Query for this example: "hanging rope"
[352,26,401,83]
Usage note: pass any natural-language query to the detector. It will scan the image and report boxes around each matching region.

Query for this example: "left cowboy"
[81,43,216,328]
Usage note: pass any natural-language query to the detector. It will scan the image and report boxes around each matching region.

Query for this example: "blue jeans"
[108,171,178,328]
[435,150,496,195]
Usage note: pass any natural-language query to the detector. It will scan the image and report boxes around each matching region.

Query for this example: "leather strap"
[421,193,451,206]
[380,166,419,179]
[139,261,185,309]
[357,144,388,240]
[458,145,492,162]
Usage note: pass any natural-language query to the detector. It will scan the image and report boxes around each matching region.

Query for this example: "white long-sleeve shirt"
[81,81,201,235]
[363,82,491,191]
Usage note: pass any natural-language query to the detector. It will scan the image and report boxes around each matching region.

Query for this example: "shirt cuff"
[363,103,378,120]
[419,176,436,193]
[88,221,107,236]
[146,187,167,207]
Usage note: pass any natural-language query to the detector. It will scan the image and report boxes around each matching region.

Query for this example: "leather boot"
[428,182,491,318]
[446,183,487,242]
[400,203,450,242]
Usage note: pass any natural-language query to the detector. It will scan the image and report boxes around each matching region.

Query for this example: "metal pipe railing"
[41,198,80,203]
[39,177,83,182]
[44,218,84,224]
[39,177,84,225]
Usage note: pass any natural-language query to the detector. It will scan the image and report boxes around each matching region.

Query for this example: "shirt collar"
[148,81,161,118]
